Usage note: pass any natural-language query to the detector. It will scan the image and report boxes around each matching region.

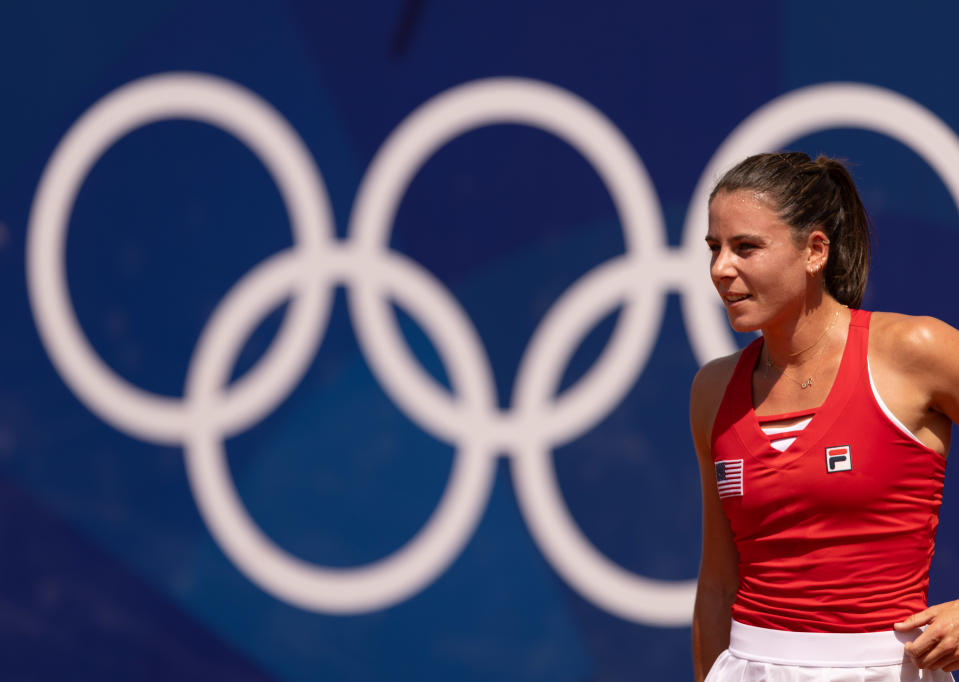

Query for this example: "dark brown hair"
[709,152,872,308]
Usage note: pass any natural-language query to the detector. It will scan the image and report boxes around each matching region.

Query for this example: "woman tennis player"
[691,152,959,681]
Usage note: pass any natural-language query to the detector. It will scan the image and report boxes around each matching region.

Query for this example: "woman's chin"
[726,312,762,334]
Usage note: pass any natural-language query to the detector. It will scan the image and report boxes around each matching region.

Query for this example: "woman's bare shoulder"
[691,351,741,398]
[869,311,959,364]
[869,310,959,391]
[689,350,742,447]
[869,311,959,422]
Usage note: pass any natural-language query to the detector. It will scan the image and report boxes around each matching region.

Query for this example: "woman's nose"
[710,248,735,281]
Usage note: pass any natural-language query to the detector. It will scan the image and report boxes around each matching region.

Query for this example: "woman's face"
[706,189,811,332]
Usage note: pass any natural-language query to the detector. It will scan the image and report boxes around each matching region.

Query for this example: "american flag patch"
[715,459,744,499]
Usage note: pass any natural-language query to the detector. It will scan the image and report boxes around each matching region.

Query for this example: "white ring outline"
[25,75,959,625]
[183,247,499,613]
[26,72,336,444]
[347,78,666,448]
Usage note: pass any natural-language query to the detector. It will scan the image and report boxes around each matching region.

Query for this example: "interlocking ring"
[27,72,959,625]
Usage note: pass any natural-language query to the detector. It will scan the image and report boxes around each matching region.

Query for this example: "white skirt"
[705,620,956,682]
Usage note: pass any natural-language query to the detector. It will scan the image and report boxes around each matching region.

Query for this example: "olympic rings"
[26,73,959,625]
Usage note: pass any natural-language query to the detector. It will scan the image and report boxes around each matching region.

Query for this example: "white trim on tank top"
[866,358,926,446]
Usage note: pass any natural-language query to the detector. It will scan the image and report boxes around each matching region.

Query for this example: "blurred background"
[3,1,959,680]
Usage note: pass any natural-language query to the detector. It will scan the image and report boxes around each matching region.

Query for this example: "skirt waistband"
[728,620,921,667]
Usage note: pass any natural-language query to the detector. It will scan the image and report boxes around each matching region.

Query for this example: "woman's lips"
[723,293,751,305]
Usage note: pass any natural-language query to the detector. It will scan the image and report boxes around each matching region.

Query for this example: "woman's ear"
[806,229,830,276]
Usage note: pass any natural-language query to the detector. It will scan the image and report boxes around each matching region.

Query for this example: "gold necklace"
[765,307,842,390]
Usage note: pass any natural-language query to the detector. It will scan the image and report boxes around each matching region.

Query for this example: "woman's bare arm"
[870,313,959,672]
[690,357,740,682]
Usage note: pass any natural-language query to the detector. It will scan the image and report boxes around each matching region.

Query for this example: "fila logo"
[825,446,852,473]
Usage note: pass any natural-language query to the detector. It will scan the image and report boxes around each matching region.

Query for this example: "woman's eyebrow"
[704,233,765,242]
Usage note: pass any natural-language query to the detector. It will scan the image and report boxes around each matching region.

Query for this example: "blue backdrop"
[3,2,959,680]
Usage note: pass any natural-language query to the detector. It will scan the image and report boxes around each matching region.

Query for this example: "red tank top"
[711,308,946,632]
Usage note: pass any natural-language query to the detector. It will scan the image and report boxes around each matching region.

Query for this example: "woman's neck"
[762,298,847,368]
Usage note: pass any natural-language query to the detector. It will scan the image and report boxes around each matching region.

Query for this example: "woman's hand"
[895,600,959,671]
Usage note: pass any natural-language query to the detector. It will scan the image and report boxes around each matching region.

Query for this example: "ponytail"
[815,156,872,308]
